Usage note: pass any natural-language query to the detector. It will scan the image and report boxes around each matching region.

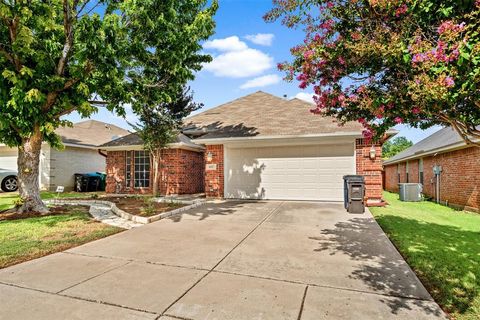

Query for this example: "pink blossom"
[437,21,466,35]
[444,76,455,87]
[394,117,403,124]
[338,57,345,65]
[395,4,408,17]
[412,107,421,114]
[303,50,314,59]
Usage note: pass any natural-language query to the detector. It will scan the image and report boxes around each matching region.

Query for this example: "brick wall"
[160,149,204,195]
[355,139,383,204]
[105,149,204,195]
[105,151,127,194]
[384,146,480,212]
[384,165,398,192]
[204,145,224,198]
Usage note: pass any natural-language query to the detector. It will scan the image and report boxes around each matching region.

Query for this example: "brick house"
[100,133,205,195]
[383,127,479,212]
[101,91,393,205]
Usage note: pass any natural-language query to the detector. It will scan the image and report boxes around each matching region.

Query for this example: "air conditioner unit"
[398,183,422,202]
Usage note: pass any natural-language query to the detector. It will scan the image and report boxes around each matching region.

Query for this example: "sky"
[66,0,441,144]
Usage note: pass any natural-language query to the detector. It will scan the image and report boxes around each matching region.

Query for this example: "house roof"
[56,120,130,148]
[383,126,466,165]
[99,132,204,151]
[183,91,364,141]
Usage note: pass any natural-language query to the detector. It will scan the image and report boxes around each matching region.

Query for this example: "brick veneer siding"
[355,139,384,204]
[204,144,224,198]
[105,149,204,195]
[384,146,480,212]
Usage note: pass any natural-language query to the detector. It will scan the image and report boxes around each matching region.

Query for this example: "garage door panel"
[225,143,355,201]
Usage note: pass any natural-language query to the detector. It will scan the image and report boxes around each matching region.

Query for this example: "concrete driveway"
[0,201,446,319]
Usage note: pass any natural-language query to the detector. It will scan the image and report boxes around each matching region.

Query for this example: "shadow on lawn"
[309,215,479,317]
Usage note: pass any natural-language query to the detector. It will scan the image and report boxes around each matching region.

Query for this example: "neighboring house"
[102,91,393,205]
[384,127,479,212]
[0,120,129,191]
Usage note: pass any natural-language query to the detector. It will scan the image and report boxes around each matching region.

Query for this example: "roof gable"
[183,91,363,140]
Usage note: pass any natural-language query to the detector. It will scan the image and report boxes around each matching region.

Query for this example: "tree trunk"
[17,126,48,214]
[151,149,161,197]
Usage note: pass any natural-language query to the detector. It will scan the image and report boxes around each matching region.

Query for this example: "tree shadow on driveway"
[167,201,272,222]
[309,216,447,317]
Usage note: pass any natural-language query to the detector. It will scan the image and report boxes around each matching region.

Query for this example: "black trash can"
[74,174,89,192]
[74,173,102,192]
[343,175,365,213]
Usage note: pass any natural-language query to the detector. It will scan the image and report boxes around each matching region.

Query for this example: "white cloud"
[203,36,248,52]
[240,74,281,89]
[293,92,315,104]
[203,48,273,78]
[245,33,275,46]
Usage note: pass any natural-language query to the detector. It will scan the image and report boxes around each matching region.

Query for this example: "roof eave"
[193,132,364,144]
[383,141,469,165]
[99,142,205,152]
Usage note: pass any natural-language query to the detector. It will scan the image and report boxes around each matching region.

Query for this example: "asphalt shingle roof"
[56,120,130,148]
[183,91,363,140]
[383,126,464,165]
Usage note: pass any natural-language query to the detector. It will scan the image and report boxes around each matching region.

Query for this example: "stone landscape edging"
[44,198,205,224]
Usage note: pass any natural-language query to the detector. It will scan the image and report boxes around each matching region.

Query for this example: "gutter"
[98,141,205,152]
[192,131,365,144]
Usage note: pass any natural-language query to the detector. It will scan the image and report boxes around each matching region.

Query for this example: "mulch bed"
[100,197,186,217]
[0,205,90,221]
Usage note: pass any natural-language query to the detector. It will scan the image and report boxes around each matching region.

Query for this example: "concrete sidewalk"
[0,201,446,319]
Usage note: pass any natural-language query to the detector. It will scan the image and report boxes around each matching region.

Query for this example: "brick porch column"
[355,139,383,205]
[204,145,224,198]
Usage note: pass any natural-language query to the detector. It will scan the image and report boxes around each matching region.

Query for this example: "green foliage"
[382,136,413,159]
[0,0,216,147]
[371,192,480,319]
[132,86,202,153]
[266,0,480,144]
[0,0,216,207]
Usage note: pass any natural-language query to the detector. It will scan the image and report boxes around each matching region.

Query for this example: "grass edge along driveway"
[370,192,480,320]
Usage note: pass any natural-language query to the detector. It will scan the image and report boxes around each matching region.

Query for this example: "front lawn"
[370,192,480,320]
[0,191,104,211]
[0,205,122,269]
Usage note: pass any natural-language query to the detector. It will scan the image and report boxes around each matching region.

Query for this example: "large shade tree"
[265,0,480,144]
[0,0,217,213]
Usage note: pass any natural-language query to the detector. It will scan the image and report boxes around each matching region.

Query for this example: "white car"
[0,168,18,192]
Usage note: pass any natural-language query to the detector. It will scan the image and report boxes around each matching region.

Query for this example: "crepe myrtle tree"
[0,0,217,213]
[131,87,202,196]
[265,0,480,144]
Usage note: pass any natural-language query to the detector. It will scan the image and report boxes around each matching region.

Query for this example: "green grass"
[0,191,104,211]
[0,206,122,269]
[370,192,480,320]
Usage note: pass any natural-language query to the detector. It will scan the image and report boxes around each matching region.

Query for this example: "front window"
[125,151,150,188]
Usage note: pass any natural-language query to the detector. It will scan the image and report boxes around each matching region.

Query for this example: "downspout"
[98,149,107,157]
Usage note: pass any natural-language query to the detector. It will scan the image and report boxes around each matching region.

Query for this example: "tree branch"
[56,0,74,76]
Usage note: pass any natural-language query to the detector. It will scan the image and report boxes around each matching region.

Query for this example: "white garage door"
[0,148,18,171]
[224,143,355,201]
